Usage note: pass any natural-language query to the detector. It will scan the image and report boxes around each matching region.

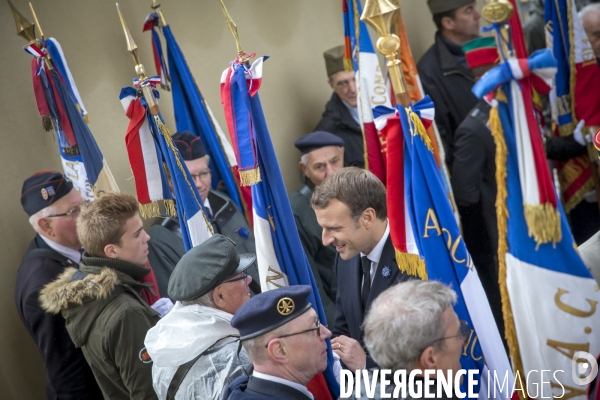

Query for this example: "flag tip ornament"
[150,0,168,27]
[116,3,159,116]
[360,0,410,107]
[28,2,44,40]
[218,0,251,63]
[8,0,36,42]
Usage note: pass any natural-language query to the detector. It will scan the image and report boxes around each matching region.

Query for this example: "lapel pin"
[382,266,391,278]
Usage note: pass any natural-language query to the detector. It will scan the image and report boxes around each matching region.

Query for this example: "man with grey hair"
[351,280,466,399]
[145,234,255,399]
[580,3,600,63]
[291,130,345,323]
[15,171,102,399]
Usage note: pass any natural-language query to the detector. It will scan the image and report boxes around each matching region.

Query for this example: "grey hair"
[181,290,215,308]
[28,203,60,233]
[579,3,600,21]
[242,323,289,364]
[299,146,343,166]
[364,280,457,371]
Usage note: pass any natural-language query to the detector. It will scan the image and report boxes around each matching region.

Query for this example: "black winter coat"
[417,33,478,168]
[315,92,364,168]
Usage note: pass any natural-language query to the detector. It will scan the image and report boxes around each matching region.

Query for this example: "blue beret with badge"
[21,171,74,216]
[232,285,313,341]
[294,131,345,155]
[172,131,207,161]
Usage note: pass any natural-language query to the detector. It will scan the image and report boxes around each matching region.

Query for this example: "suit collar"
[361,220,389,264]
[248,375,313,399]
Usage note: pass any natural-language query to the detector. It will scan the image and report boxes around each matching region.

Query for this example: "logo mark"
[572,351,598,386]
[277,297,295,315]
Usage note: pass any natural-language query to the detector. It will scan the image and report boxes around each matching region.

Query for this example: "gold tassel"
[83,114,90,124]
[343,58,354,72]
[523,203,562,246]
[239,168,262,186]
[395,250,428,280]
[139,202,161,219]
[407,109,433,152]
[489,105,529,400]
[42,116,54,132]
[163,199,177,217]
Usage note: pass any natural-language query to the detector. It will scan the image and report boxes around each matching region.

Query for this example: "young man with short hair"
[41,192,159,399]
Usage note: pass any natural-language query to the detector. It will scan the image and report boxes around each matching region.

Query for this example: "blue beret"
[21,171,74,216]
[232,285,313,341]
[294,131,345,154]
[168,234,256,301]
[172,131,206,161]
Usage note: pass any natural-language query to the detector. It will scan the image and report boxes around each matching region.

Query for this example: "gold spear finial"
[28,3,44,40]
[151,0,168,27]
[482,0,514,60]
[361,0,410,107]
[116,3,159,115]
[7,0,36,42]
[218,0,245,58]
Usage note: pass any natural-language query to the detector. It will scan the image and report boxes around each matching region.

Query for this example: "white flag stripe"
[506,252,600,399]
[253,208,288,292]
[186,211,212,248]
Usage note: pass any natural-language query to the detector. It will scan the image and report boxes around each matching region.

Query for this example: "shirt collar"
[342,100,361,125]
[203,197,211,211]
[40,235,81,264]
[252,371,314,399]
[361,219,389,264]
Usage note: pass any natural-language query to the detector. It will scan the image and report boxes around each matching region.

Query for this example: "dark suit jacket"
[15,235,102,399]
[333,235,415,368]
[225,375,312,400]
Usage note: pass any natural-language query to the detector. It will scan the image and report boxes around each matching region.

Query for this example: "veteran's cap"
[172,131,207,161]
[294,131,345,154]
[231,285,313,341]
[427,0,475,15]
[463,36,499,69]
[21,171,74,216]
[168,234,256,301]
[324,45,346,78]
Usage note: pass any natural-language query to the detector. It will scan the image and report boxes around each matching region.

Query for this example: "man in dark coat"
[147,131,260,297]
[315,45,364,168]
[312,168,416,369]
[417,0,481,168]
[225,286,333,400]
[290,131,345,323]
[15,171,102,400]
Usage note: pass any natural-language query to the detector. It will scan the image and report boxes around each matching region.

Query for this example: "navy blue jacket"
[225,375,312,400]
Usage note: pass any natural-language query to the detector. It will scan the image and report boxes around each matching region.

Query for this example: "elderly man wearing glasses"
[225,285,333,400]
[144,234,256,400]
[146,131,259,300]
[15,171,102,399]
[351,280,467,399]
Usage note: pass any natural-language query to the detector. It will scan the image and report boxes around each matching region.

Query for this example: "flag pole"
[151,0,168,27]
[116,3,160,116]
[481,0,515,61]
[8,0,53,71]
[217,0,249,64]
[360,0,410,107]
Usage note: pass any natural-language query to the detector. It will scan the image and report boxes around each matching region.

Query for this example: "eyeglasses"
[46,205,83,219]
[427,320,470,348]
[191,170,211,181]
[223,272,249,284]
[265,319,321,348]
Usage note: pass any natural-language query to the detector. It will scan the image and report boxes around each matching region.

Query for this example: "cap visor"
[231,253,256,277]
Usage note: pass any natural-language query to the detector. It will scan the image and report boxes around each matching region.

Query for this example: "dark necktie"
[361,256,371,310]
[205,207,213,222]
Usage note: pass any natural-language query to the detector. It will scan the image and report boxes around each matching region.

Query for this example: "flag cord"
[490,104,529,400]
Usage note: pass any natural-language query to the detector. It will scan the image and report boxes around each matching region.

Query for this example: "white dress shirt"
[360,220,390,287]
[252,371,315,399]
[40,235,81,264]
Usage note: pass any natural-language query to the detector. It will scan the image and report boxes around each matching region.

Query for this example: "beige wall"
[0,0,484,397]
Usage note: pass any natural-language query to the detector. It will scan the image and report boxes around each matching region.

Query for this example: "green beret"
[324,45,345,78]
[427,0,475,15]
[168,234,256,301]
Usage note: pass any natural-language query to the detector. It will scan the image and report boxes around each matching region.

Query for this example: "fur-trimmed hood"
[39,264,153,347]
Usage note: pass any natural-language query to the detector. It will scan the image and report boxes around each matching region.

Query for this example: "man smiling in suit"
[311,167,416,369]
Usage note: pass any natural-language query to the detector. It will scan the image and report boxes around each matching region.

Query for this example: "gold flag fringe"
[489,105,529,400]
[239,168,261,186]
[154,116,214,235]
[407,109,433,152]
[139,202,161,219]
[83,114,90,124]
[343,58,354,72]
[560,159,594,212]
[164,199,177,217]
[523,203,562,246]
[395,250,428,280]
